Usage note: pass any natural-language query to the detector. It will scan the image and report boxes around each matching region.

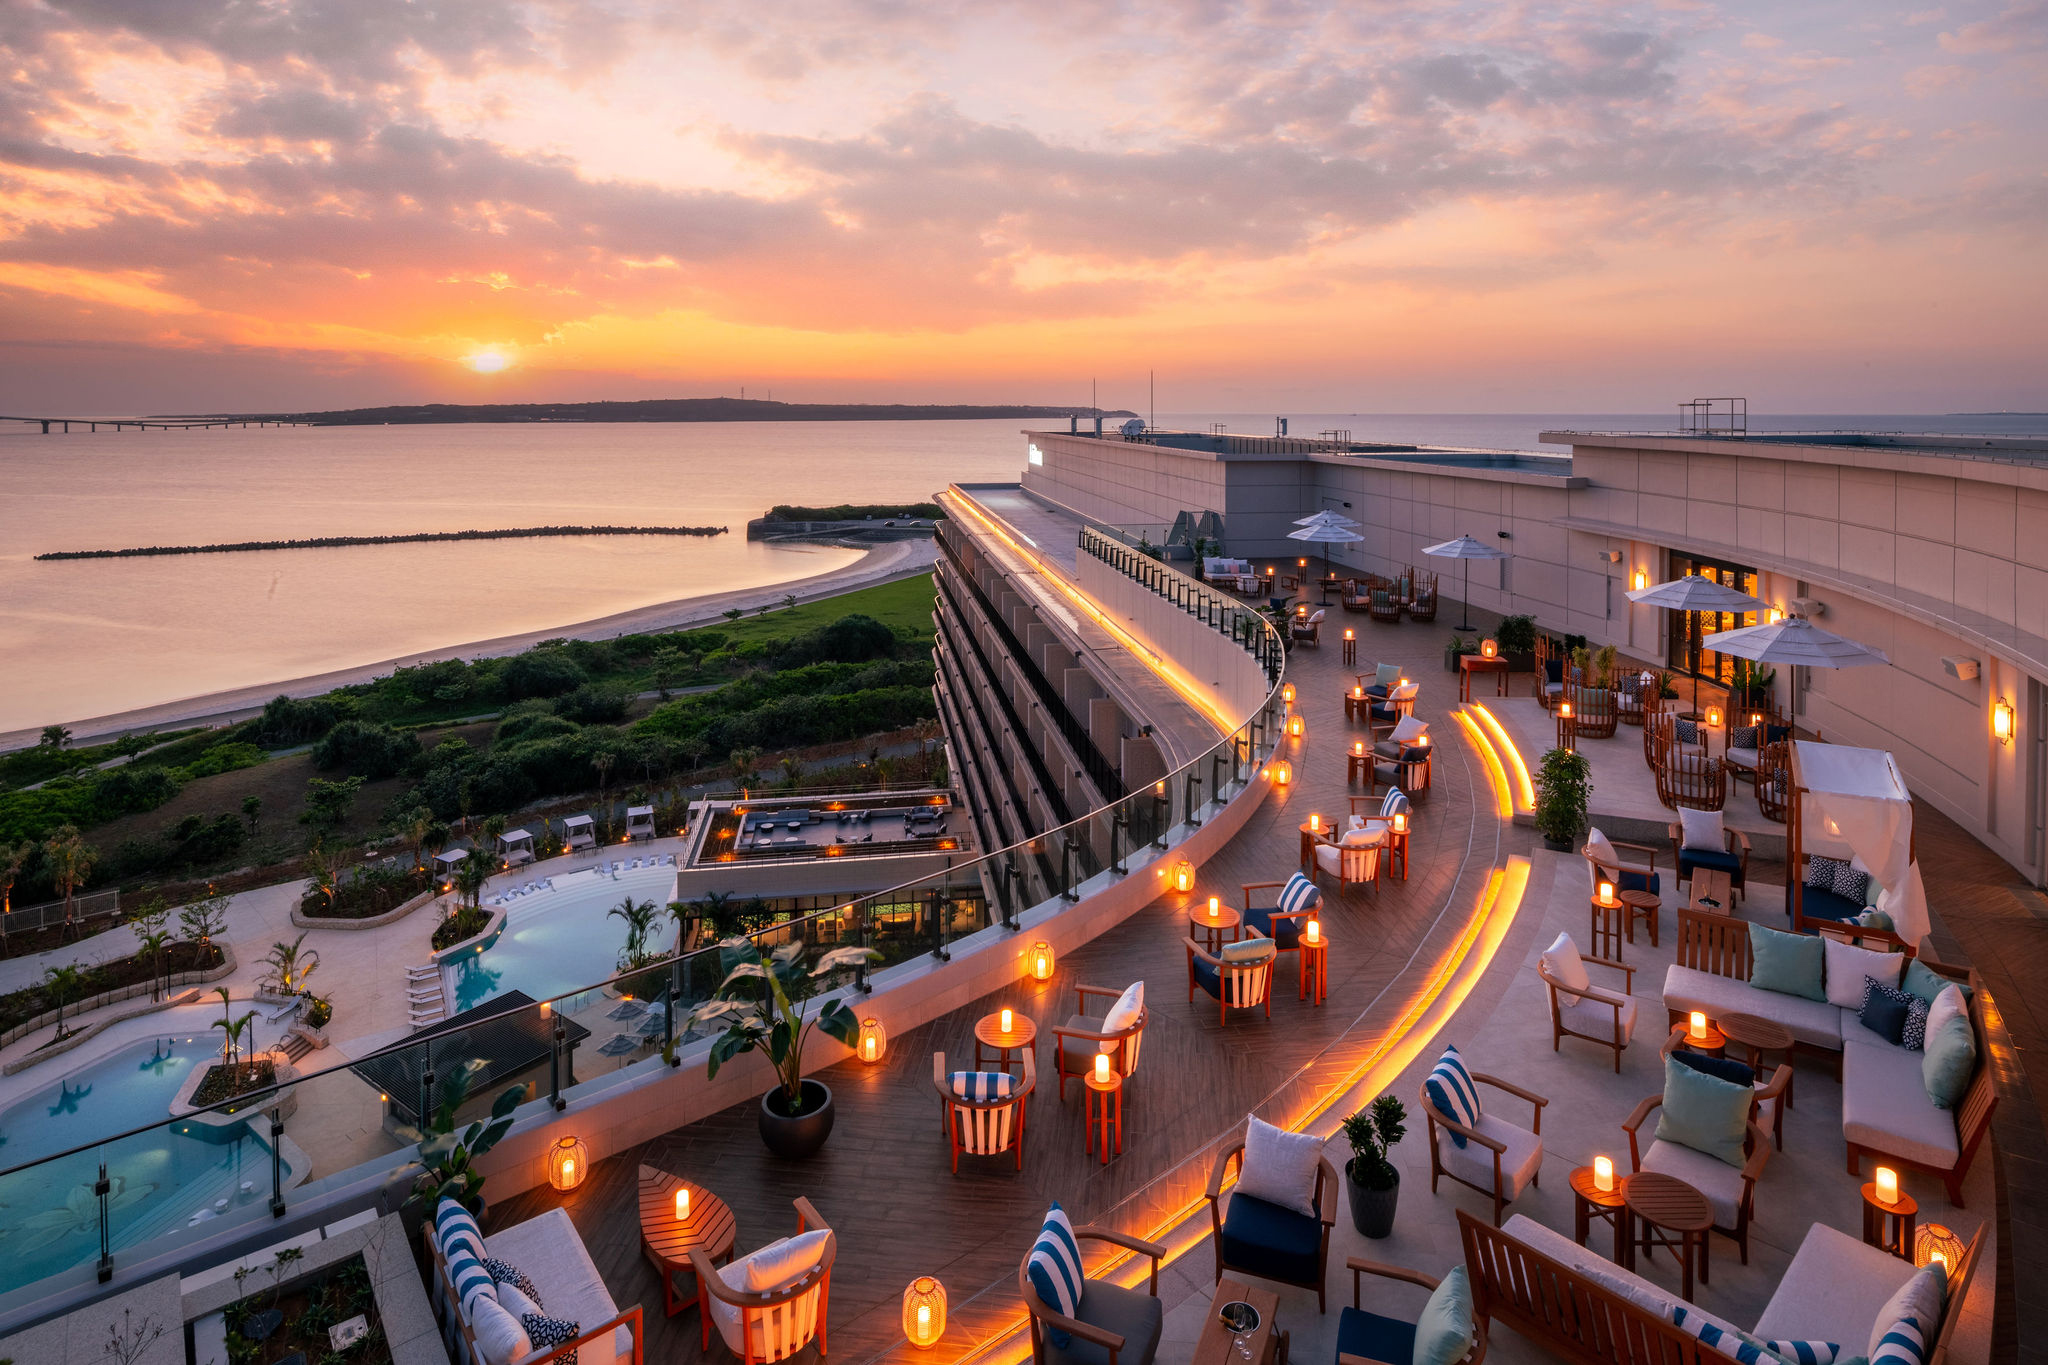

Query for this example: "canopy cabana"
[432,848,466,872]
[625,805,656,841]
[497,828,535,867]
[564,814,596,850]
[1788,740,1931,947]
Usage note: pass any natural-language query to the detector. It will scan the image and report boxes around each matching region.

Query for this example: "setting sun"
[466,350,510,374]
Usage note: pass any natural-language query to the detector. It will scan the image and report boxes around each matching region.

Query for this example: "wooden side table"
[1344,692,1370,723]
[1196,1278,1282,1365]
[1342,633,1356,667]
[1619,889,1661,948]
[1191,905,1241,954]
[1589,896,1625,961]
[1298,822,1327,871]
[1299,934,1328,1004]
[1675,1021,1727,1057]
[638,1165,737,1317]
[1623,1172,1713,1302]
[1684,867,1733,915]
[1861,1183,1917,1260]
[1459,654,1509,702]
[974,1011,1038,1076]
[1085,1071,1123,1164]
[1346,749,1370,786]
[1570,1165,1628,1264]
[1384,825,1409,880]
[1720,1012,1795,1110]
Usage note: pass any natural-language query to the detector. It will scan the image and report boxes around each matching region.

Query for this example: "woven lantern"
[1028,941,1055,981]
[857,1018,886,1064]
[903,1276,947,1349]
[548,1135,588,1191]
[1287,714,1304,738]
[1173,859,1194,893]
[1273,761,1293,786]
[1914,1223,1964,1271]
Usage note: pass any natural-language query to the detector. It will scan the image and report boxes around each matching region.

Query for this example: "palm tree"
[261,931,321,996]
[451,846,492,915]
[39,724,71,749]
[134,922,175,1002]
[777,756,806,792]
[209,986,255,1068]
[608,896,660,967]
[727,746,760,790]
[43,826,96,941]
[592,746,620,840]
[0,841,34,949]
[43,962,87,1039]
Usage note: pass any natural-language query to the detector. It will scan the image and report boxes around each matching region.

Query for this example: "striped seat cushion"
[436,1197,486,1263]
[1380,788,1410,819]
[1425,1046,1483,1150]
[445,1245,499,1318]
[1277,872,1320,916]
[948,1071,1014,1102]
[1674,1306,1842,1365]
[1871,1318,1925,1365]
[1027,1204,1086,1346]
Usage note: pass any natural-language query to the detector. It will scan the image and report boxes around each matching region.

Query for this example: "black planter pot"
[1505,650,1536,673]
[1346,1162,1401,1238]
[759,1078,835,1159]
[1543,835,1573,852]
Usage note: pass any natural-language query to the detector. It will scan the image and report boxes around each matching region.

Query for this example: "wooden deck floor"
[482,597,1524,1364]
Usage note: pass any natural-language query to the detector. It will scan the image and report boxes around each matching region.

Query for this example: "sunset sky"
[1,0,2043,414]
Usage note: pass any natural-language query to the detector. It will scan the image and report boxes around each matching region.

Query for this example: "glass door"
[1667,554,1759,685]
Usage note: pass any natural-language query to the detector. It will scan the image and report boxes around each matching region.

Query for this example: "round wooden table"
[1675,1021,1728,1057]
[1622,1172,1713,1302]
[638,1164,737,1317]
[1085,1070,1124,1164]
[1190,904,1242,954]
[1861,1182,1917,1260]
[1720,1012,1795,1108]
[1570,1165,1629,1263]
[1618,889,1661,948]
[974,1011,1038,1075]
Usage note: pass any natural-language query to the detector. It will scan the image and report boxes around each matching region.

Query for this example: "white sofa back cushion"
[1825,938,1904,1010]
[1540,933,1591,992]
[468,1295,533,1365]
[1754,1224,1915,1350]
[485,1208,632,1365]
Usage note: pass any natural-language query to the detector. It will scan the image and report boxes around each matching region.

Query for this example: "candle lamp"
[999,1007,1013,1034]
[1689,1011,1708,1041]
[1282,682,1295,705]
[1344,628,1354,641]
[1094,1052,1110,1082]
[1305,918,1320,943]
[1593,1156,1614,1192]
[1352,740,1365,756]
[1706,705,1723,728]
[548,1135,589,1192]
[1308,812,1321,833]
[1914,1223,1963,1271]
[857,1017,886,1063]
[1598,880,1616,906]
[1028,941,1054,981]
[1353,684,1364,699]
[1393,812,1407,833]
[1288,714,1304,737]
[1207,896,1220,920]
[902,1277,947,1350]
[1174,860,1194,893]
[1273,761,1292,786]
[675,1187,691,1221]
[1558,700,1574,719]
[1481,639,1498,658]
[1875,1166,1900,1206]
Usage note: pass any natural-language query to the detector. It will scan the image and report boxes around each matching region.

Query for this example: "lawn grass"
[695,571,934,648]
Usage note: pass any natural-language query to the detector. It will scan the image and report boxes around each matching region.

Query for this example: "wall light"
[1768,606,1785,623]
[1994,698,2014,743]
[1632,570,1648,592]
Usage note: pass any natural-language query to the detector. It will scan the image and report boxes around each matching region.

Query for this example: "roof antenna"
[1149,370,1154,431]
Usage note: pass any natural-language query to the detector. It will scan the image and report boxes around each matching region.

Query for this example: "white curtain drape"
[1796,743,1930,947]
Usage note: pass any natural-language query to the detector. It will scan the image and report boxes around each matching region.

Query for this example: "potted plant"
[1445,633,1477,673]
[1342,1095,1408,1237]
[1496,614,1538,672]
[294,992,334,1048]
[393,1060,522,1229]
[1534,747,1593,852]
[689,939,878,1159]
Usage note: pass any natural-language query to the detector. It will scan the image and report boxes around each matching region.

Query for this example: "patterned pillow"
[1805,856,1848,891]
[1675,717,1701,745]
[1859,978,1913,1046]
[482,1257,543,1310]
[1769,1342,1843,1365]
[948,1071,1014,1101]
[1276,872,1320,915]
[1673,1306,1840,1365]
[1902,996,1931,1051]
[1380,788,1411,819]
[1027,1204,1085,1347]
[444,1246,498,1319]
[1731,724,1761,750]
[521,1313,582,1365]
[1870,1316,1926,1365]
[1425,1046,1483,1149]
[436,1197,487,1263]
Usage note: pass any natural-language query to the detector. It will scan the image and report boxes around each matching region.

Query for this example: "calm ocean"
[3,412,2040,734]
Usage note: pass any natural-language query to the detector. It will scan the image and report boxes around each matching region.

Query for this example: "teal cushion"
[1412,1265,1474,1365]
[1376,662,1403,688]
[1921,1014,1976,1109]
[1749,922,1827,1002]
[1855,908,1894,932]
[1900,959,1969,1008]
[1655,1054,1753,1168]
[1220,936,1277,964]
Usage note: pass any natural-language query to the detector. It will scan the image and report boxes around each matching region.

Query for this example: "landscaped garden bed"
[430,904,491,952]
[299,860,434,919]
[0,939,223,1037]
[192,1057,277,1107]
[220,1250,393,1365]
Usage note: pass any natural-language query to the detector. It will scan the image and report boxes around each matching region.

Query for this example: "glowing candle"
[1689,1011,1708,1041]
[1598,881,1616,906]
[1593,1156,1614,1192]
[1875,1167,1899,1206]
[1393,812,1407,833]
[1930,1250,1946,1269]
[675,1187,691,1220]
[1208,896,1220,919]
[1000,1007,1013,1034]
[1353,685,1363,699]
[1306,918,1320,943]
[1707,706,1723,728]
[862,1035,877,1060]
[1344,629,1354,641]
[918,1305,931,1334]
[1309,813,1321,833]
[1094,1052,1110,1082]
[1353,740,1365,756]
[561,1157,576,1183]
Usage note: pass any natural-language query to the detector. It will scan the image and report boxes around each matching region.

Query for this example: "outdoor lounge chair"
[1185,933,1276,1025]
[1668,819,1750,905]
[934,1051,1035,1172]
[1206,1130,1340,1311]
[692,1197,834,1363]
[1241,874,1320,995]
[1623,1077,1774,1265]
[1050,983,1147,1099]
[1660,1025,1794,1151]
[1019,1214,1165,1365]
[1656,750,1727,812]
[1291,608,1325,645]
[1536,933,1639,1074]
[1419,1052,1547,1226]
[1310,826,1384,896]
[1335,1257,1486,1365]
[1369,591,1402,623]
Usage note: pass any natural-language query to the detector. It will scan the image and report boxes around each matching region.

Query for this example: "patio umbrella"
[1693,617,1889,670]
[1626,575,1767,712]
[1293,509,1360,529]
[605,1000,645,1021]
[1287,521,1364,586]
[1421,535,1510,631]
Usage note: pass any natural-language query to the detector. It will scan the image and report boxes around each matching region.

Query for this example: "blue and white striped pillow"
[1381,788,1410,820]
[436,1197,486,1263]
[1871,1317,1925,1365]
[949,1071,1014,1101]
[1425,1046,1482,1149]
[1673,1308,1840,1365]
[445,1245,499,1318]
[1026,1203,1085,1346]
[1767,1341,1842,1365]
[1276,872,1320,916]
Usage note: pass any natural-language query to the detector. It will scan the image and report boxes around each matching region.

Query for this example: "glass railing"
[0,556,1286,1316]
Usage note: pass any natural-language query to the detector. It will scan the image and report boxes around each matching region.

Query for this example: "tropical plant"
[300,775,365,833]
[1342,1094,1408,1191]
[782,593,797,611]
[1654,669,1679,700]
[1534,746,1594,847]
[728,746,761,788]
[302,993,333,1029]
[777,756,807,792]
[131,897,176,1001]
[261,931,321,995]
[695,890,739,940]
[43,825,97,940]
[398,1060,523,1215]
[42,961,87,1038]
[450,844,493,913]
[241,794,263,834]
[722,607,743,623]
[178,892,230,950]
[688,939,879,1110]
[1495,614,1537,654]
[39,724,71,749]
[1446,633,1477,655]
[304,839,346,914]
[0,839,33,947]
[650,646,683,700]
[1593,643,1619,688]
[209,986,256,1066]
[1730,659,1777,709]
[608,896,662,969]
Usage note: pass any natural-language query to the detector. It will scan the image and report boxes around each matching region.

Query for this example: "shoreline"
[0,538,937,751]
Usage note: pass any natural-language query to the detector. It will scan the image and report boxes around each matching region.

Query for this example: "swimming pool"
[0,1034,291,1293]
[446,861,680,1012]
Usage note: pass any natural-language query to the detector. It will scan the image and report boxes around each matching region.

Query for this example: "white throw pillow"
[1584,828,1618,869]
[743,1228,832,1293]
[1100,981,1144,1043]
[495,1281,543,1324]
[1867,1264,1947,1359]
[1237,1114,1324,1218]
[1391,682,1420,703]
[1339,824,1386,848]
[468,1295,533,1365]
[1825,937,1904,1009]
[1390,715,1429,744]
[1540,932,1591,992]
[1925,983,1968,1040]
[1678,807,1725,853]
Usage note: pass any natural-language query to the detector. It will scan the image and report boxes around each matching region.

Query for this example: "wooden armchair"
[1337,1258,1487,1365]
[1754,741,1790,822]
[1622,1096,1772,1265]
[1310,829,1385,896]
[1420,1071,1548,1226]
[1659,1026,1793,1150]
[1582,836,1662,899]
[1241,879,1317,994]
[1207,1134,1340,1311]
[692,1197,834,1362]
[1369,590,1403,623]
[933,1050,1034,1173]
[1666,821,1751,905]
[1537,951,1638,1073]
[1292,608,1325,645]
[1367,683,1420,741]
[1049,984,1147,1100]
[1185,936,1276,1024]
[1018,1223,1167,1365]
[1655,751,1727,811]
[1342,579,1373,612]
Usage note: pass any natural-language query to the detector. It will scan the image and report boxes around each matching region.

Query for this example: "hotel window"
[1667,554,1759,686]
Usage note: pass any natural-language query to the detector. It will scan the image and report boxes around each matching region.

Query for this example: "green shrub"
[251,694,353,745]
[499,651,587,700]
[553,685,629,725]
[312,721,421,779]
[176,741,266,780]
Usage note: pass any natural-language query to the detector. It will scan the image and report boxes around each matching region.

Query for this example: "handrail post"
[95,1162,112,1282]
[855,903,874,991]
[1110,810,1127,875]
[930,892,952,962]
[1060,836,1081,900]
[270,1112,287,1217]
[1153,784,1171,848]
[1186,770,1203,826]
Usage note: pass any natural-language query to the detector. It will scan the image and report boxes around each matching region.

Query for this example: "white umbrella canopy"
[1626,574,1768,712]
[1421,535,1509,630]
[1701,617,1889,669]
[1286,522,1364,582]
[1294,509,1361,529]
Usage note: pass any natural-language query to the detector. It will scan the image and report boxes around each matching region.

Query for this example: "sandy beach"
[0,537,937,751]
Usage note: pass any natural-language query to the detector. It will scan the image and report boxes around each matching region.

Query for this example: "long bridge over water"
[1,414,315,433]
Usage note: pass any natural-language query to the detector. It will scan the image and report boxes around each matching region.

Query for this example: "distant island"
[184,398,1140,426]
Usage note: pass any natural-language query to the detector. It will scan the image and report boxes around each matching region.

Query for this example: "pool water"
[0,1035,290,1293]
[447,863,680,1012]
